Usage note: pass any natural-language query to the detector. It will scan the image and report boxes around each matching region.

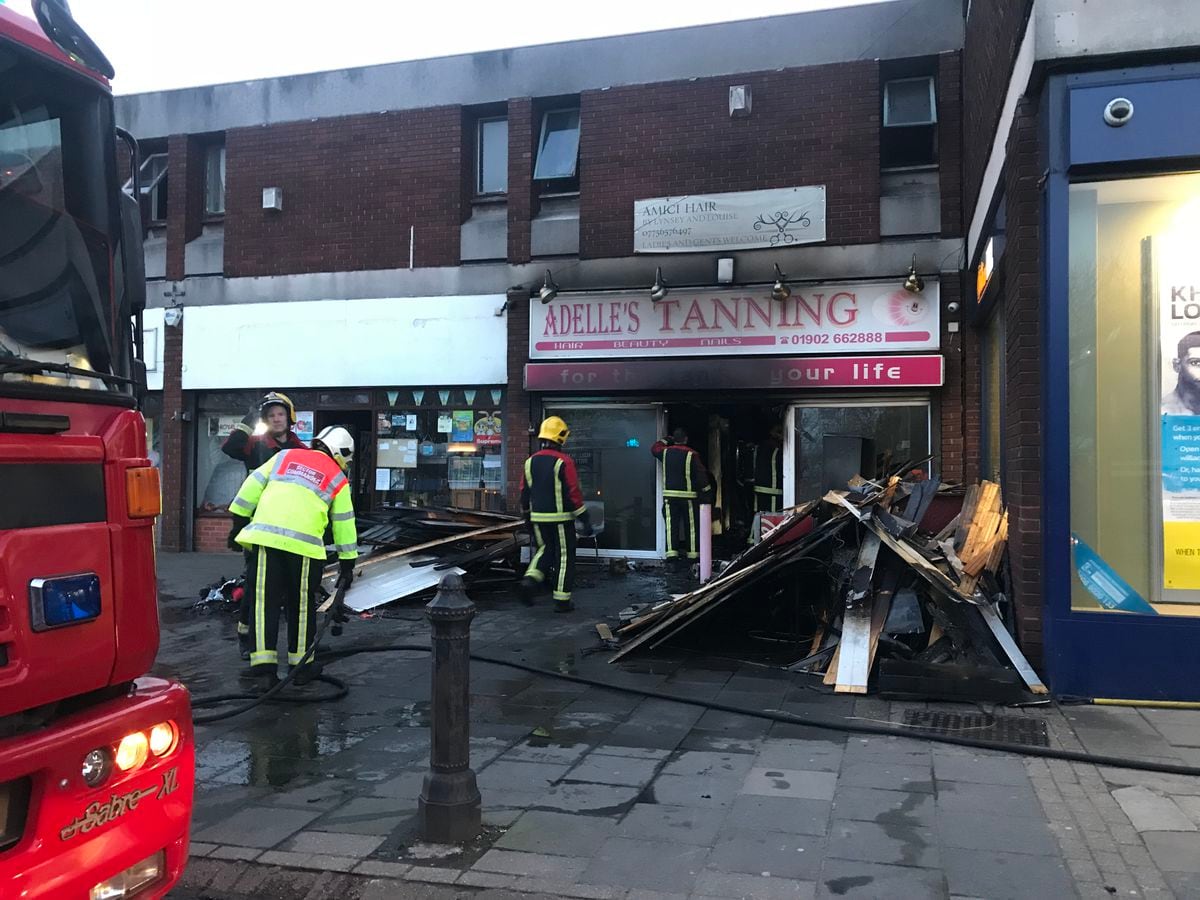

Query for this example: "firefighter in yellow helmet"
[519,416,592,612]
[228,425,358,689]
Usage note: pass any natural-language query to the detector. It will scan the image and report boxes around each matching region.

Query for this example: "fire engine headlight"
[148,721,176,757]
[114,732,149,773]
[81,748,112,788]
[89,850,164,899]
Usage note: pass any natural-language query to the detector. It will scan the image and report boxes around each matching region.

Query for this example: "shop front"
[525,281,945,558]
[1043,64,1200,699]
[181,295,507,550]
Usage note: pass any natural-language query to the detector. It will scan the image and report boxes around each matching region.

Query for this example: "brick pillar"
[165,134,204,280]
[1003,97,1044,666]
[504,287,533,512]
[938,50,964,238]
[159,323,186,551]
[938,275,968,483]
[507,99,533,263]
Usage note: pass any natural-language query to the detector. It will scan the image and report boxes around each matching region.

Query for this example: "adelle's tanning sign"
[528,282,940,360]
[633,186,826,253]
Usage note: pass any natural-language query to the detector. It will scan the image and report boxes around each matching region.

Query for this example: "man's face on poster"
[1176,347,1200,388]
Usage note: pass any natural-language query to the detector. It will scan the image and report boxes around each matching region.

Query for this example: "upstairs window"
[882,76,937,169]
[204,143,225,216]
[126,152,168,223]
[476,117,508,195]
[533,108,580,181]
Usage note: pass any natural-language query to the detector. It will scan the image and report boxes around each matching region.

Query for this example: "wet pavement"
[160,552,1200,899]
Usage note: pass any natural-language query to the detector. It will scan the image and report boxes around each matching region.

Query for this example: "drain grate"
[901,710,1050,747]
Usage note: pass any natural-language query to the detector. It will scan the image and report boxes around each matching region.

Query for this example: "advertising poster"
[1158,233,1200,590]
[437,413,453,434]
[474,411,503,448]
[633,186,827,253]
[294,411,314,444]
[375,468,392,491]
[451,410,475,442]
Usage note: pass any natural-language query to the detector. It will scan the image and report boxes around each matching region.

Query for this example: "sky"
[3,0,888,95]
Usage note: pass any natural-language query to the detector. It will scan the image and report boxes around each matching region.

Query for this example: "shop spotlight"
[771,264,790,302]
[538,270,560,304]
[903,255,925,294]
[649,267,669,303]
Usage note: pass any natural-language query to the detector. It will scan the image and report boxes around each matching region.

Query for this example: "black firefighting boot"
[519,576,539,606]
[292,660,323,687]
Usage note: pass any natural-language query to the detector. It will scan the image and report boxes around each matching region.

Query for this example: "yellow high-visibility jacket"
[230,448,357,560]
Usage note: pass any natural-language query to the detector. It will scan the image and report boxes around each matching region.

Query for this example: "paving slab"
[838,761,934,793]
[476,759,570,792]
[706,828,825,880]
[534,781,642,814]
[578,836,709,892]
[724,795,831,836]
[830,786,936,827]
[495,810,618,857]
[936,809,1058,856]
[741,767,838,802]
[827,819,939,868]
[279,830,386,858]
[694,870,815,899]
[193,806,321,848]
[931,753,1032,787]
[1143,831,1200,872]
[502,741,592,766]
[473,849,589,882]
[660,750,757,779]
[1112,785,1197,832]
[565,753,662,786]
[754,739,845,772]
[816,858,948,900]
[255,850,358,872]
[934,781,1044,819]
[616,802,725,846]
[643,774,743,809]
[941,848,1075,900]
[312,796,414,835]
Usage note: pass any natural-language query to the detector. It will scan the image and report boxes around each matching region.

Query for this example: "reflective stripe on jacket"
[652,442,709,500]
[231,448,358,560]
[753,443,783,496]
[520,449,585,523]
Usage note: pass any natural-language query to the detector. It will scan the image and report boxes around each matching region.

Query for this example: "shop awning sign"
[525,354,944,392]
[634,186,826,253]
[529,282,940,359]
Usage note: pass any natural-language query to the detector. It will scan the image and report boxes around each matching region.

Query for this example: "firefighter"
[519,416,592,612]
[753,424,785,514]
[223,391,308,658]
[227,426,358,689]
[652,427,712,569]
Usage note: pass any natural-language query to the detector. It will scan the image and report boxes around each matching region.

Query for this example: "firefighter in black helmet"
[519,416,592,612]
[222,391,307,658]
[652,427,713,570]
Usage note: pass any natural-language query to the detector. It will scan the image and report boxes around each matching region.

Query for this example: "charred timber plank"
[835,532,881,694]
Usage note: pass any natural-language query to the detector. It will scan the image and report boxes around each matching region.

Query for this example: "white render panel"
[181,295,506,389]
[142,308,165,392]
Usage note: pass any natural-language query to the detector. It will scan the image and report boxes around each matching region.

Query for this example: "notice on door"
[529,283,939,359]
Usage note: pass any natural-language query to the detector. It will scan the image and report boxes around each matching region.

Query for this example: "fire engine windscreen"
[0,43,115,390]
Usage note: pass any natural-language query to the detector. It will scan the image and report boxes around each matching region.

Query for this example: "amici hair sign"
[633,185,827,253]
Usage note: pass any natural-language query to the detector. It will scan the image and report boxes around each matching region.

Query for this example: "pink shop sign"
[525,355,945,392]
[529,282,940,360]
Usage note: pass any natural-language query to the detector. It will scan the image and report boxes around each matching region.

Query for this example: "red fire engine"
[0,2,194,896]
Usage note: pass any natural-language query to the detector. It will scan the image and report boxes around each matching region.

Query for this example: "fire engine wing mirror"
[119,190,145,316]
[33,0,115,80]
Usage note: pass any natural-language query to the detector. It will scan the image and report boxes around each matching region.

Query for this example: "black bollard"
[419,572,481,843]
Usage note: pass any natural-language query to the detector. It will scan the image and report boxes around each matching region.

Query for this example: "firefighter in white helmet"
[228,425,358,689]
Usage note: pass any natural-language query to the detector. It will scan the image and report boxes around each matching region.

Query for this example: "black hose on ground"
[190,612,1200,777]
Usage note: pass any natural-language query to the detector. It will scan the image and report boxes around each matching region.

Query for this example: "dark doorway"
[314,410,373,514]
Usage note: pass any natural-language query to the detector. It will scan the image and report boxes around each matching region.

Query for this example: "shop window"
[1068,173,1200,616]
[476,117,508,196]
[791,401,930,501]
[204,142,225,216]
[196,404,255,512]
[533,108,580,181]
[881,77,937,169]
[545,405,660,553]
[373,392,506,512]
